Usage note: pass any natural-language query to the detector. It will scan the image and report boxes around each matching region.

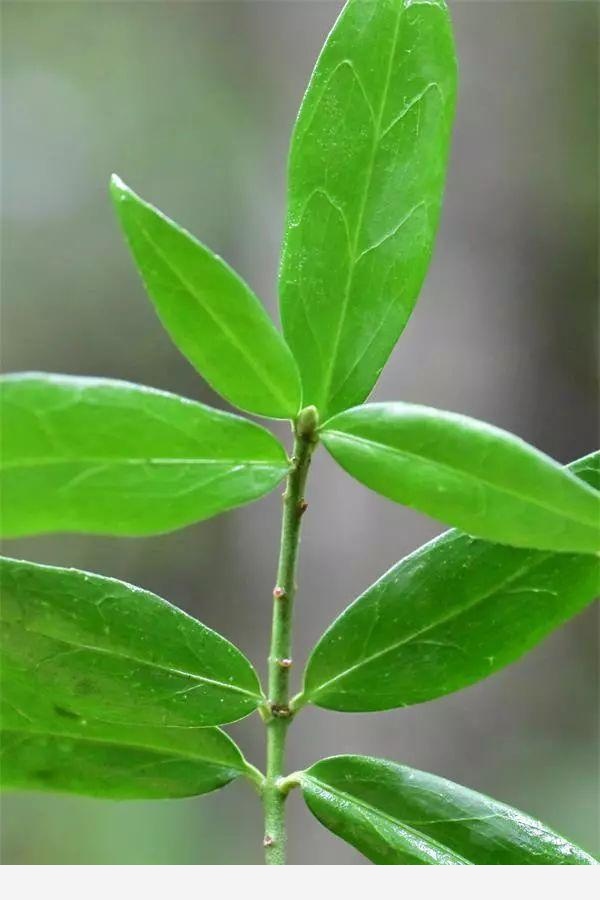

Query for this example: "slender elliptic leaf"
[301,756,598,865]
[0,373,289,537]
[0,557,263,728]
[321,404,600,552]
[0,720,248,801]
[302,453,600,712]
[111,175,301,420]
[279,0,457,419]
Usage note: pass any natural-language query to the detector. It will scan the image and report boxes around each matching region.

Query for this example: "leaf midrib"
[303,775,471,865]
[4,619,262,703]
[1,457,287,471]
[324,429,598,529]
[307,550,550,701]
[0,724,243,771]
[318,4,405,414]
[135,215,294,413]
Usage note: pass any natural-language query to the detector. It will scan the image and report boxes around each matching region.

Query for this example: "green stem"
[263,408,316,865]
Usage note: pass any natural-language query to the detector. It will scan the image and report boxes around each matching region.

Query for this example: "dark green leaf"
[279,0,457,420]
[0,721,248,801]
[0,557,263,728]
[302,452,599,712]
[111,175,301,420]
[301,755,598,865]
[0,373,289,537]
[321,404,600,552]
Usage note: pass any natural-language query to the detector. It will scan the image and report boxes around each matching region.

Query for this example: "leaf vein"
[325,430,598,527]
[134,217,292,412]
[309,552,551,700]
[304,776,471,864]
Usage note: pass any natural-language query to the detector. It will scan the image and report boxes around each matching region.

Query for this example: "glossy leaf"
[321,403,600,552]
[301,756,598,865]
[0,557,263,728]
[0,373,289,537]
[302,452,600,712]
[279,0,457,419]
[0,721,247,801]
[111,175,301,420]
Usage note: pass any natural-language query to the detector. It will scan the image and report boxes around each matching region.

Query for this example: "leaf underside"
[1,723,245,801]
[280,0,457,420]
[301,756,598,865]
[303,452,600,712]
[0,373,289,537]
[321,404,600,552]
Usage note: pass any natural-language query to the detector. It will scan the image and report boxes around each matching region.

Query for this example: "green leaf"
[0,722,247,801]
[0,373,289,537]
[302,452,600,712]
[111,175,301,420]
[321,404,600,552]
[279,0,457,420]
[300,755,598,865]
[0,557,263,728]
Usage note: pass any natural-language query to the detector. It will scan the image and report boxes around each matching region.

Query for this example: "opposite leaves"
[300,756,597,865]
[280,0,457,419]
[321,404,600,552]
[0,557,263,728]
[301,452,599,712]
[0,373,289,537]
[111,176,301,420]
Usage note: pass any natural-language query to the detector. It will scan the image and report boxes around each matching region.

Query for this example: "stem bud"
[296,405,319,441]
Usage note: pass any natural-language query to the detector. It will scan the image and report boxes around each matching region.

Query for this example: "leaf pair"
[109,0,458,428]
[297,452,599,712]
[3,374,599,554]
[300,756,597,865]
[0,557,261,798]
[1,540,595,863]
[2,455,597,805]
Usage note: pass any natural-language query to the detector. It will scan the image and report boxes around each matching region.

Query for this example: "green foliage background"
[1,0,598,864]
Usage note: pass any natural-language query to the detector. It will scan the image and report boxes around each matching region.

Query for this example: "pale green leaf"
[0,373,289,537]
[111,175,301,420]
[280,0,457,419]
[321,403,600,552]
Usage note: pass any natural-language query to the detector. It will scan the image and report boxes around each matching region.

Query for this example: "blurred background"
[1,0,598,865]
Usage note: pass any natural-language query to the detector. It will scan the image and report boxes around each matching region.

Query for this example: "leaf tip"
[109,173,130,204]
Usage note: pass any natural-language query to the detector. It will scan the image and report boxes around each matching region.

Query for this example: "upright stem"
[262,408,316,865]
